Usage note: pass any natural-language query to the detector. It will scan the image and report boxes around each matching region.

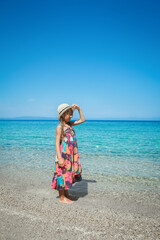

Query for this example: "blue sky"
[0,0,160,120]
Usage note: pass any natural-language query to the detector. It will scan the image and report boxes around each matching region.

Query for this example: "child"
[52,103,85,204]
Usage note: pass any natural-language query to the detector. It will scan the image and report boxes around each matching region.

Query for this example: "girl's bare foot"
[59,196,74,204]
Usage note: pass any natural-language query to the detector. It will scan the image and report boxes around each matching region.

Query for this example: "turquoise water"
[0,120,160,191]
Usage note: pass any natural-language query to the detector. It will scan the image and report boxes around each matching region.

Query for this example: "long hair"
[59,108,73,137]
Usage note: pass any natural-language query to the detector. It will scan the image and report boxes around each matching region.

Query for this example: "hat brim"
[58,106,75,120]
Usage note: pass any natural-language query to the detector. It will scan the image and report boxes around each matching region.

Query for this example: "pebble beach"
[0,168,160,240]
[0,120,160,239]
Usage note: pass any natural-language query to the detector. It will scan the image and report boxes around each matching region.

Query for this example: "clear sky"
[0,0,160,120]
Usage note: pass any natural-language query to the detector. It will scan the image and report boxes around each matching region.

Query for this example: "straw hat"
[57,103,75,120]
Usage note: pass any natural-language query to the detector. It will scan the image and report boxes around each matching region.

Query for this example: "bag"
[55,155,59,163]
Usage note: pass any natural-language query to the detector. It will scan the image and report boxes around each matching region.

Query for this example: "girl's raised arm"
[70,105,85,126]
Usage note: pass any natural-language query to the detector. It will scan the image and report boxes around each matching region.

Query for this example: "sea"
[0,120,160,193]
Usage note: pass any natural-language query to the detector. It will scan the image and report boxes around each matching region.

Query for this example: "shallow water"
[0,120,160,192]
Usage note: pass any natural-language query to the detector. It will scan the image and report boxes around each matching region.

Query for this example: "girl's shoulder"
[56,124,61,130]
[57,122,73,132]
[56,124,62,135]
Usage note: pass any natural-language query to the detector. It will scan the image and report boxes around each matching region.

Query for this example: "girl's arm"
[55,125,65,167]
[70,104,85,126]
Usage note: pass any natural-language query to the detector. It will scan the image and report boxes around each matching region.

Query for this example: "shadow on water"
[56,179,97,200]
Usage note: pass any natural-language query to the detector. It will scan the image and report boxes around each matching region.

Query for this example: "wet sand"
[0,171,160,240]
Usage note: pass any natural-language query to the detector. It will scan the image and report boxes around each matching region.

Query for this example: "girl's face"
[63,109,73,122]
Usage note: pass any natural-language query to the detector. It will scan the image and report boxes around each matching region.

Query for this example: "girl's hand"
[72,104,80,111]
[58,157,65,168]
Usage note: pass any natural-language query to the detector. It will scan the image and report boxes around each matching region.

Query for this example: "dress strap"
[63,126,72,132]
[64,122,73,130]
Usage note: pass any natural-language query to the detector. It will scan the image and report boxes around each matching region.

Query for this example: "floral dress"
[52,123,82,190]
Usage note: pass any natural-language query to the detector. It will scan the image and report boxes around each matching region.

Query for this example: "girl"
[52,103,85,204]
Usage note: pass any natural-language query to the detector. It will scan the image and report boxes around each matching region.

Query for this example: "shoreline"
[0,170,159,239]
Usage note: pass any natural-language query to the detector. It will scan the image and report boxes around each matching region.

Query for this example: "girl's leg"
[59,190,65,199]
[59,190,74,204]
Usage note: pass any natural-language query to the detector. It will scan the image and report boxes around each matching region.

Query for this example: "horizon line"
[0,117,160,121]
